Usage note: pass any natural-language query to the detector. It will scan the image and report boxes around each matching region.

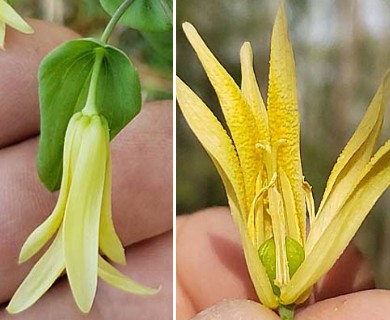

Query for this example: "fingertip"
[192,300,280,320]
[297,290,390,320]
[177,208,258,315]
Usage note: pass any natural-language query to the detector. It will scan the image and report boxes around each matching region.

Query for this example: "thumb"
[191,300,280,320]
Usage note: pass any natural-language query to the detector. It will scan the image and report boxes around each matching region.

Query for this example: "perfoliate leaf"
[141,29,173,62]
[100,0,172,32]
[38,38,141,191]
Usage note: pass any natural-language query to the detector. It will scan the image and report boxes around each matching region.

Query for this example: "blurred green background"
[14,0,172,100]
[177,0,390,288]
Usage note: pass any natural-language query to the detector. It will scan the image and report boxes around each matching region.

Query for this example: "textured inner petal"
[267,5,306,241]
[240,41,269,141]
[177,77,247,219]
[182,22,260,211]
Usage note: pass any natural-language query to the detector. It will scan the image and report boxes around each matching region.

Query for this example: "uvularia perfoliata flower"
[7,112,159,314]
[177,5,390,319]
[0,0,33,49]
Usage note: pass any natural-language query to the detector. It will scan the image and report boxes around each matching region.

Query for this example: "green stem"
[100,0,135,44]
[82,48,105,115]
[278,304,295,320]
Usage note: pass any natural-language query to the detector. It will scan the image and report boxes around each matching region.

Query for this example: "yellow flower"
[177,5,390,317]
[7,112,159,314]
[0,0,33,49]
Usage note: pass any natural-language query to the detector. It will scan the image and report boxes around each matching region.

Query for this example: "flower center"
[248,139,305,290]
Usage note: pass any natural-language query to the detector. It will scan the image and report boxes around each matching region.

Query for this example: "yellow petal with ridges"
[268,186,289,287]
[7,229,65,314]
[177,77,247,218]
[0,0,33,34]
[240,42,269,141]
[18,113,83,263]
[307,72,390,253]
[279,168,300,243]
[303,180,315,226]
[267,5,306,241]
[183,22,260,212]
[237,209,278,309]
[281,138,390,304]
[63,115,107,313]
[98,256,160,295]
[99,150,126,265]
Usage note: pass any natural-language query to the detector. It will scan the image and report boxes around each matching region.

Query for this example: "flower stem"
[82,48,105,115]
[278,304,295,320]
[100,0,135,44]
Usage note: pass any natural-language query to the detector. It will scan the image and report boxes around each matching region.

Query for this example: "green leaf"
[100,0,172,32]
[141,29,173,62]
[38,38,141,191]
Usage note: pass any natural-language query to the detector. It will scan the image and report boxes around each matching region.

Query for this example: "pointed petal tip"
[18,254,28,264]
[6,305,17,314]
[72,283,96,313]
[240,42,254,68]
[18,241,37,263]
[18,21,34,34]
[274,3,288,34]
[240,41,252,54]
[277,2,287,17]
[182,21,194,31]
[182,22,199,41]
[6,295,31,314]
[75,300,93,314]
[24,26,34,34]
[148,284,162,295]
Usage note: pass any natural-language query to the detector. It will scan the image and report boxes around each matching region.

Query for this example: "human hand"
[177,207,390,319]
[0,20,172,319]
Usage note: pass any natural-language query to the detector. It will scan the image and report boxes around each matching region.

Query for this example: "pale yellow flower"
[177,5,390,318]
[0,0,33,49]
[7,112,159,314]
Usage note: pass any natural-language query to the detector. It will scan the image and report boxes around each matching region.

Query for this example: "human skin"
[0,21,173,319]
[177,207,390,319]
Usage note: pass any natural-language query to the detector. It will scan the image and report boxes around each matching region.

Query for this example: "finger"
[0,231,172,319]
[176,208,374,319]
[176,207,257,319]
[297,290,390,320]
[0,19,79,148]
[191,300,279,320]
[0,100,173,302]
[312,244,375,302]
